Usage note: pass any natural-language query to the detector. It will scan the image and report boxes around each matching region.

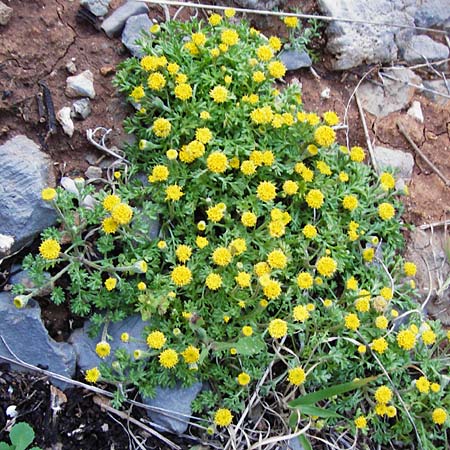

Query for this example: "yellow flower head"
[191,32,206,47]
[288,367,306,385]
[174,83,193,101]
[415,376,430,394]
[237,372,250,386]
[207,204,225,222]
[212,247,232,266]
[39,239,61,260]
[354,416,367,429]
[121,332,130,342]
[214,408,233,427]
[378,203,395,221]
[263,279,282,299]
[302,224,317,239]
[283,180,298,195]
[196,236,208,249]
[85,367,101,383]
[342,195,358,211]
[284,16,299,28]
[210,85,229,103]
[104,277,117,291]
[176,245,192,263]
[252,71,266,83]
[182,345,200,364]
[206,273,222,290]
[269,36,282,51]
[147,331,166,349]
[256,181,277,202]
[316,256,337,278]
[207,151,228,173]
[165,184,184,201]
[242,326,253,337]
[152,117,171,138]
[171,265,192,287]
[371,337,388,354]
[380,172,395,190]
[268,60,286,78]
[305,189,324,209]
[159,349,178,369]
[147,72,166,91]
[314,126,336,147]
[432,408,447,425]
[103,194,121,211]
[41,187,57,201]
[112,203,133,225]
[350,146,365,162]
[268,318,288,339]
[297,272,313,289]
[397,329,416,350]
[257,45,274,62]
[323,111,340,126]
[224,8,235,18]
[404,262,417,277]
[293,305,310,322]
[267,249,287,269]
[95,341,111,359]
[374,386,392,404]
[363,247,375,262]
[345,313,360,331]
[208,13,222,26]
[221,29,239,46]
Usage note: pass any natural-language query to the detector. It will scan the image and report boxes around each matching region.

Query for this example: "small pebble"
[100,65,115,76]
[85,166,103,180]
[321,88,331,99]
[65,61,77,75]
[56,107,75,137]
[71,98,92,120]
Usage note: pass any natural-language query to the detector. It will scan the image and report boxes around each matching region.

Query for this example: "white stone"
[0,233,14,257]
[65,70,95,99]
[321,88,331,99]
[407,101,424,123]
[56,107,74,137]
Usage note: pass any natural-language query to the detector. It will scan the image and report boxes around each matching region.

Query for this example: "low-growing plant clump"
[14,9,449,449]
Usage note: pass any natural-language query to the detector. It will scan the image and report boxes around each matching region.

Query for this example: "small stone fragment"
[56,107,74,137]
[422,80,450,106]
[0,233,14,257]
[85,166,102,180]
[80,0,111,17]
[65,70,95,99]
[279,49,312,71]
[373,146,415,182]
[321,88,331,99]
[71,98,92,120]
[407,101,424,123]
[0,1,13,26]
[403,35,449,64]
[100,65,115,76]
[101,1,149,38]
[122,13,152,57]
[65,60,77,75]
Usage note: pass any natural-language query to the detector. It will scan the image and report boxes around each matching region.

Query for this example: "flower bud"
[13,294,32,309]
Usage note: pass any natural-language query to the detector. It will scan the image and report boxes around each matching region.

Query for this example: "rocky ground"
[0,0,449,449]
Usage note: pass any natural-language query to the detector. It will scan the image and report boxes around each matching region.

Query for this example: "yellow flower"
[314,126,336,147]
[166,149,178,160]
[150,24,160,33]
[380,172,395,190]
[149,165,169,182]
[214,408,233,427]
[141,55,160,71]
[268,61,286,78]
[221,29,239,46]
[103,194,120,211]
[134,260,148,273]
[350,146,365,162]
[378,203,395,221]
[302,224,317,239]
[219,43,228,53]
[323,111,339,126]
[354,416,367,429]
[112,203,133,225]
[39,239,61,260]
[212,247,232,266]
[297,272,313,289]
[375,315,388,329]
[237,372,250,386]
[147,72,166,91]
[269,36,282,51]
[342,195,358,211]
[174,83,193,101]
[159,349,178,369]
[316,257,337,278]
[130,85,145,101]
[242,326,253,337]
[250,105,273,124]
[346,277,358,291]
[206,273,222,290]
[374,386,392,404]
[284,16,298,28]
[191,32,206,47]
[235,270,251,287]
[208,13,221,26]
[196,236,208,249]
[252,71,266,83]
[422,329,436,345]
[210,85,228,103]
[152,117,171,138]
[267,250,287,269]
[316,160,332,176]
[157,240,167,250]
[305,189,324,209]
[283,180,298,195]
[323,299,333,308]
[371,337,388,354]
[171,265,192,287]
[380,287,393,300]
[339,171,349,182]
[363,248,374,262]
[268,318,288,339]
[207,204,225,222]
[224,8,235,18]
[200,111,211,120]
[165,184,184,201]
[432,408,447,425]
[207,151,228,173]
[358,345,367,354]
[416,376,430,393]
[256,45,274,62]
[263,279,282,299]
[95,341,111,359]
[184,41,199,55]
[85,367,101,383]
[41,187,56,201]
[396,329,416,351]
[239,212,257,229]
[288,367,306,385]
[176,245,192,263]
[345,313,360,331]
[404,262,417,277]
[293,305,310,322]
[254,261,271,277]
[195,127,213,144]
[147,331,166,349]
[256,181,276,202]
[104,277,117,291]
[431,382,440,392]
[167,62,179,74]
[176,73,188,84]
[182,345,200,364]
[355,297,370,313]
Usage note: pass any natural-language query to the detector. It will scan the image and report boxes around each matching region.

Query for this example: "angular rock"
[69,315,149,371]
[415,0,450,29]
[66,60,77,75]
[403,35,449,64]
[143,382,203,434]
[407,101,424,123]
[122,14,152,57]
[56,107,74,137]
[0,1,13,26]
[101,1,149,38]
[0,292,76,390]
[317,0,415,69]
[422,80,450,106]
[71,98,92,120]
[65,70,95,99]
[85,165,102,180]
[358,67,421,117]
[0,234,14,258]
[279,49,312,71]
[0,136,57,253]
[80,0,111,17]
[373,146,414,182]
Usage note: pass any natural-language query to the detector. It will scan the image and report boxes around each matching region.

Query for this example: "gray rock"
[0,292,76,390]
[143,382,203,434]
[69,315,149,371]
[279,49,312,71]
[415,0,450,29]
[65,70,95,99]
[373,146,414,182]
[0,1,13,26]
[0,136,57,253]
[9,264,51,293]
[101,1,149,38]
[65,60,77,75]
[234,0,288,8]
[317,0,415,69]
[56,107,74,137]
[403,35,449,64]
[407,101,424,123]
[80,0,111,17]
[422,80,450,106]
[0,234,14,258]
[85,165,103,180]
[71,98,92,120]
[283,437,305,450]
[358,67,421,117]
[122,14,152,57]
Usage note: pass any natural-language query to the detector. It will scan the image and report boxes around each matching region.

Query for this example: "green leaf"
[0,443,13,450]
[288,376,377,407]
[298,435,313,450]
[297,404,343,419]
[9,422,35,450]
[234,336,266,356]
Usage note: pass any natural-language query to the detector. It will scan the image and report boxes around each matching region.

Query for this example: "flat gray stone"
[80,0,111,17]
[71,98,92,120]
[65,70,95,99]
[373,146,414,181]
[279,49,312,71]
[422,80,450,106]
[0,135,57,254]
[56,107,74,137]
[122,14,152,57]
[358,67,421,117]
[0,292,76,390]
[69,315,149,370]
[101,1,149,38]
[415,0,450,29]
[403,35,449,64]
[0,1,13,25]
[85,166,103,180]
[407,101,424,123]
[143,382,203,434]
[317,0,415,69]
